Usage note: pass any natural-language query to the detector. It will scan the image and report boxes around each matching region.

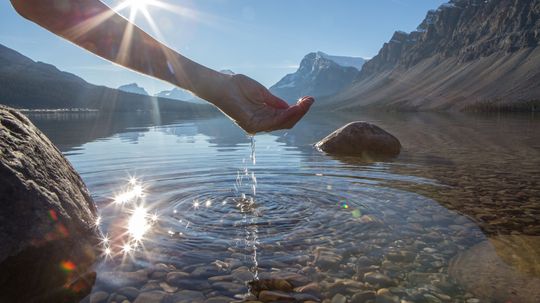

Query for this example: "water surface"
[30,111,540,302]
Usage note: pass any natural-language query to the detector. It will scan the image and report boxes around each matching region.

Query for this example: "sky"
[0,0,446,95]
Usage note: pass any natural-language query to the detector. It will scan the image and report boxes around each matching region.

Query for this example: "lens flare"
[60,260,76,273]
[48,209,58,222]
[338,201,349,209]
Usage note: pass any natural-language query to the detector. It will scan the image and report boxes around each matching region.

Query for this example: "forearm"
[9,0,231,104]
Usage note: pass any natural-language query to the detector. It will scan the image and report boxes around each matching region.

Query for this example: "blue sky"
[0,0,446,94]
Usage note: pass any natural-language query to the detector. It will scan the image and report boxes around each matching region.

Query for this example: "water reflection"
[28,111,212,152]
[26,111,540,302]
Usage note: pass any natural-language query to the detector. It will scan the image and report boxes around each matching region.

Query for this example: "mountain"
[155,87,206,104]
[324,0,540,111]
[155,70,235,104]
[0,43,215,114]
[118,83,149,96]
[317,52,366,70]
[270,52,365,103]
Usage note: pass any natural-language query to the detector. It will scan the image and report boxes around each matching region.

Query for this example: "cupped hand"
[220,74,314,134]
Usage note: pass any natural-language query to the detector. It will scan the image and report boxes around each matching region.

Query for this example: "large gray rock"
[0,106,100,301]
[315,121,401,158]
[449,235,540,303]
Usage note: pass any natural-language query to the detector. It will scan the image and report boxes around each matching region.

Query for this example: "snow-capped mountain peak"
[118,83,149,96]
[270,52,366,103]
[316,51,366,70]
[219,69,235,75]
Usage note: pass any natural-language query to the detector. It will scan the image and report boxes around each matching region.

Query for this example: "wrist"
[165,53,232,106]
[199,71,234,107]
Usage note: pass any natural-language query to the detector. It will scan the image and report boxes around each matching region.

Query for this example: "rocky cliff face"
[327,0,540,111]
[362,0,540,76]
[270,52,363,104]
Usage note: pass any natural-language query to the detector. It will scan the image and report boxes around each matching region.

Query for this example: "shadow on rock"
[0,106,100,302]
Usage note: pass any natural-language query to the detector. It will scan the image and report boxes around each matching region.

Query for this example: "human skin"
[9,0,314,134]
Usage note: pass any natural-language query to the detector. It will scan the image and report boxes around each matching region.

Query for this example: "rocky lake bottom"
[29,111,540,303]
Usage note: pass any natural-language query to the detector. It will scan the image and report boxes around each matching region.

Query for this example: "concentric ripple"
[64,120,487,301]
[138,170,482,267]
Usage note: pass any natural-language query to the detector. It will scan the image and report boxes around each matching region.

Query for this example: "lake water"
[29,111,540,302]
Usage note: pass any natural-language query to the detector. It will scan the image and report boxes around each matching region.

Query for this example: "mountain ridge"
[118,83,149,96]
[154,69,235,104]
[0,43,215,114]
[323,0,540,111]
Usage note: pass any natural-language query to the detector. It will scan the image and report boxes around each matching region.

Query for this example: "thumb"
[276,96,314,130]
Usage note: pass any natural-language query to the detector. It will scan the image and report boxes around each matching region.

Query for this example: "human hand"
[219,74,314,134]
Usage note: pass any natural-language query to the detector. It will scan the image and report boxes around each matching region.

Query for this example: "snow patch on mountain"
[316,52,366,70]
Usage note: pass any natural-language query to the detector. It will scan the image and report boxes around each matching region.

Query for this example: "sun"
[125,0,150,12]
[118,0,157,21]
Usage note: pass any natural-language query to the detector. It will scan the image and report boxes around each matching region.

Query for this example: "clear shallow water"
[29,111,540,302]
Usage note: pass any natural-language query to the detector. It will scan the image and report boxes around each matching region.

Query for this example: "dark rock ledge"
[0,105,100,302]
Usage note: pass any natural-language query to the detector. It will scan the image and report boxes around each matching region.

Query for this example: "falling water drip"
[248,135,259,280]
[251,172,257,197]
[250,221,259,281]
[234,135,260,288]
[250,135,256,165]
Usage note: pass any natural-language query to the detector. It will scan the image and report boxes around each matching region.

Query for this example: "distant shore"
[19,108,100,113]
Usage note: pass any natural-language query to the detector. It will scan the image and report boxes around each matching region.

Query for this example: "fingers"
[264,92,290,109]
[274,96,314,130]
[297,96,315,110]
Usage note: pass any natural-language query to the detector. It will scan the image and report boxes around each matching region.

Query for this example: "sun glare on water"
[128,206,150,242]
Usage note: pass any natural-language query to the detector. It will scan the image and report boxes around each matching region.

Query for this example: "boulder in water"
[0,106,100,302]
[315,121,401,158]
[449,235,540,303]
